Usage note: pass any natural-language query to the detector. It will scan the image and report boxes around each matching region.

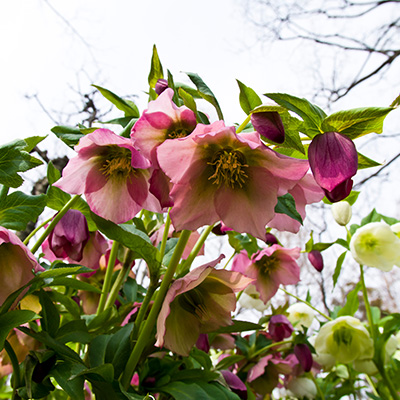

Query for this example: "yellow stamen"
[100,146,134,182]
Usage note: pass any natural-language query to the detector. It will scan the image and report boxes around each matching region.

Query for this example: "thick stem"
[30,194,81,254]
[120,230,192,389]
[96,241,119,315]
[236,115,251,134]
[23,217,52,246]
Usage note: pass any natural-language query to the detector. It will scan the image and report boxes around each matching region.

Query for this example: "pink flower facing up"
[54,129,161,223]
[308,132,358,202]
[0,227,43,305]
[156,256,253,356]
[157,122,310,239]
[231,245,301,304]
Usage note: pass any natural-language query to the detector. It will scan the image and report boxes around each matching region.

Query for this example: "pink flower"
[54,129,161,223]
[157,122,310,239]
[231,245,301,303]
[0,227,43,305]
[156,256,253,356]
[308,132,358,202]
[268,173,325,233]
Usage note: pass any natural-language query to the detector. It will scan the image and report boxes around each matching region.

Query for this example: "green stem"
[177,224,214,276]
[236,115,251,134]
[96,241,119,315]
[4,340,21,392]
[251,339,293,358]
[308,372,325,400]
[222,251,236,269]
[365,374,379,398]
[120,230,192,389]
[359,265,376,342]
[159,209,172,262]
[30,194,81,254]
[23,217,52,246]
[377,364,400,400]
[279,287,332,321]
[104,250,134,310]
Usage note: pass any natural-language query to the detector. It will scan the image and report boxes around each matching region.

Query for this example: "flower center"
[208,149,248,189]
[255,254,278,278]
[178,288,209,322]
[333,327,353,346]
[359,233,378,251]
[100,146,134,182]
[166,123,193,139]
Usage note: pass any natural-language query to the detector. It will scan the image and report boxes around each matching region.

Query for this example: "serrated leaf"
[148,44,164,88]
[0,191,47,230]
[47,161,61,185]
[337,282,361,317]
[321,107,393,139]
[0,140,43,188]
[332,251,347,288]
[237,80,262,115]
[186,72,224,120]
[0,310,38,351]
[358,152,381,169]
[265,93,326,138]
[23,136,47,152]
[274,193,303,224]
[93,85,139,117]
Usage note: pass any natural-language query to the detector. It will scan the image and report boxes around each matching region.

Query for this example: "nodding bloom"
[54,129,161,223]
[268,315,294,341]
[156,256,253,356]
[157,122,310,239]
[0,227,43,305]
[131,88,197,207]
[308,131,358,202]
[251,111,285,144]
[231,245,301,304]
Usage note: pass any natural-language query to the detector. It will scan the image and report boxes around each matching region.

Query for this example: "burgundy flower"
[294,343,313,372]
[268,315,294,341]
[308,131,358,202]
[155,79,169,95]
[251,111,285,144]
[221,370,247,399]
[308,250,324,272]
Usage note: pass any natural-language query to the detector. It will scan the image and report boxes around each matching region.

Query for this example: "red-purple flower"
[251,111,285,144]
[268,315,294,341]
[308,132,358,202]
[156,256,253,356]
[157,122,310,239]
[0,227,43,305]
[308,250,324,272]
[54,129,161,223]
[231,245,301,303]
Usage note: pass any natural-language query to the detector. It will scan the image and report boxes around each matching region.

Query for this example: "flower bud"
[308,250,324,272]
[155,79,169,95]
[331,201,352,226]
[287,303,315,329]
[350,221,400,271]
[268,315,294,341]
[294,343,313,372]
[264,232,278,246]
[251,111,285,144]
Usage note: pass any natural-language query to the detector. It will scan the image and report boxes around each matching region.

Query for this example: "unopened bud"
[331,201,352,226]
[308,250,324,272]
[155,79,169,95]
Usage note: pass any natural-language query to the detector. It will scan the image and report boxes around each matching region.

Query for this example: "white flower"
[314,316,374,364]
[350,222,400,271]
[238,284,269,312]
[287,377,317,399]
[331,201,352,226]
[287,303,315,329]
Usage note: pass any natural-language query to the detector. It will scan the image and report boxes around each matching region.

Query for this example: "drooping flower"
[287,302,315,329]
[350,221,400,271]
[287,377,317,399]
[157,122,310,239]
[308,131,358,202]
[221,370,247,400]
[294,343,313,372]
[156,256,253,356]
[54,128,161,223]
[268,315,294,341]
[251,111,285,144]
[331,201,352,226]
[308,250,324,272]
[268,173,325,233]
[314,316,374,364]
[0,227,43,305]
[231,245,301,303]
[238,284,269,312]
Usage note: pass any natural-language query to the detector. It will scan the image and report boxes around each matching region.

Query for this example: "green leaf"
[274,193,303,224]
[148,44,164,88]
[93,85,139,117]
[178,87,198,115]
[0,140,43,188]
[278,113,306,154]
[101,116,134,127]
[91,213,160,275]
[55,320,91,344]
[321,107,393,139]
[160,381,210,400]
[215,354,246,371]
[39,290,60,337]
[119,118,138,138]
[198,382,241,400]
[47,277,101,293]
[0,310,38,351]
[332,251,347,288]
[358,152,381,169]
[73,364,115,383]
[337,282,361,317]
[52,362,85,400]
[0,191,47,230]
[214,320,263,334]
[265,93,326,138]
[47,161,61,185]
[186,72,224,120]
[236,80,262,115]
[37,265,94,280]
[23,136,47,152]
[360,208,382,226]
[51,125,86,148]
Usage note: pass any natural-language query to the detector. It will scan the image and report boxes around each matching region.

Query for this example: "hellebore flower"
[294,343,313,372]
[238,284,269,312]
[251,111,285,144]
[287,302,315,329]
[268,173,325,233]
[231,245,301,303]
[314,316,374,364]
[0,227,43,305]
[221,370,247,400]
[350,221,400,271]
[308,250,324,272]
[157,122,310,239]
[308,131,358,202]
[331,201,352,226]
[156,256,253,356]
[54,129,161,223]
[268,315,294,341]
[287,377,317,399]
